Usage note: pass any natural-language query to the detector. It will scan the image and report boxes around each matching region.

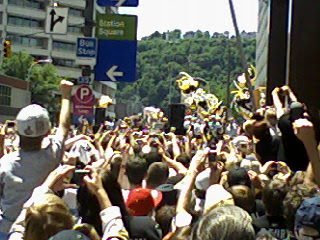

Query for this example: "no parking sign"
[72,85,95,125]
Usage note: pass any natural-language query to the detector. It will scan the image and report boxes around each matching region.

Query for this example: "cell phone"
[7,121,15,128]
[73,170,90,185]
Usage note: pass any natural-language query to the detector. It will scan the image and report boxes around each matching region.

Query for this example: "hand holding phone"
[73,169,90,185]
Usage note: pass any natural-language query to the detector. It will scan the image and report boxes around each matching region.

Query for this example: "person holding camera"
[0,80,73,232]
[272,86,309,171]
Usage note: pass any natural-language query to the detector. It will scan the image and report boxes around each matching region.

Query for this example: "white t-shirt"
[0,133,64,232]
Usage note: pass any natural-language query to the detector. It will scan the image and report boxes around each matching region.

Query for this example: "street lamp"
[26,58,53,86]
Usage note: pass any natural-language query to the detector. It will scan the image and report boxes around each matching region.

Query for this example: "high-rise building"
[0,0,116,117]
[255,0,270,87]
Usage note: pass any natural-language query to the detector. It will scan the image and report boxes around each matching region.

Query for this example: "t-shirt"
[125,216,162,240]
[0,133,64,232]
[253,215,290,240]
[255,135,280,164]
[277,114,309,171]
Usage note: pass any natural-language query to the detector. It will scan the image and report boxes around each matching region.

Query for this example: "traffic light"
[3,40,12,58]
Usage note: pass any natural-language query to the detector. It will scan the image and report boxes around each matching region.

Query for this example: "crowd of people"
[0,79,319,240]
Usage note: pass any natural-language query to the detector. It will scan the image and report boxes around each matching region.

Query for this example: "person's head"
[16,104,51,151]
[255,229,277,240]
[126,156,148,186]
[48,230,91,240]
[25,194,74,240]
[191,205,255,240]
[109,154,123,178]
[155,205,176,236]
[144,151,162,167]
[243,120,256,138]
[156,184,178,206]
[289,171,306,187]
[227,167,251,188]
[228,185,255,214]
[295,197,320,240]
[126,188,162,216]
[232,136,252,155]
[146,162,169,189]
[252,121,270,140]
[265,108,277,127]
[78,170,128,236]
[262,178,288,217]
[240,156,262,173]
[176,154,191,168]
[284,183,319,231]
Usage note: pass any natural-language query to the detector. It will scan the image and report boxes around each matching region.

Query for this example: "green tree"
[0,52,61,110]
[117,30,256,111]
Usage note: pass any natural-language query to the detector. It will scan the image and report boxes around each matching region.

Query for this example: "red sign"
[72,85,95,124]
[74,85,94,104]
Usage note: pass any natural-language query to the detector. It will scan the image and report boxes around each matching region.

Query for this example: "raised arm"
[272,87,285,119]
[293,119,320,185]
[58,80,73,139]
[282,86,298,103]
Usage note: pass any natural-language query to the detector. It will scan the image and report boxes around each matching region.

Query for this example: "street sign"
[77,37,97,57]
[95,40,137,82]
[76,38,97,66]
[72,85,95,125]
[97,0,139,7]
[77,76,91,85]
[96,13,137,41]
[45,7,69,34]
[72,115,94,125]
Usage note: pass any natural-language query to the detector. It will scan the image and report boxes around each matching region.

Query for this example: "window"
[7,34,44,48]
[8,0,42,9]
[52,58,75,68]
[69,8,83,17]
[68,26,82,34]
[0,86,11,106]
[53,41,76,52]
[8,16,42,28]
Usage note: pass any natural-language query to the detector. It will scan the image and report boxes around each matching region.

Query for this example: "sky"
[119,0,258,39]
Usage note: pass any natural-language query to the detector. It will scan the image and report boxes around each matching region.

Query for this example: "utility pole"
[228,0,257,111]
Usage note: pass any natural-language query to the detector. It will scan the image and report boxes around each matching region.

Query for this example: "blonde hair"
[24,194,75,240]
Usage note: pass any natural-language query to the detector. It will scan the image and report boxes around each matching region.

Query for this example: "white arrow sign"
[45,7,69,34]
[106,65,124,82]
[116,0,127,6]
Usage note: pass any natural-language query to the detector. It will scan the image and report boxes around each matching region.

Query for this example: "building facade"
[0,0,116,117]
[0,74,31,121]
[255,0,270,87]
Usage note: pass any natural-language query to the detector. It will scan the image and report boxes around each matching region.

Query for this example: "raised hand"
[60,80,74,98]
[293,118,316,144]
[43,165,76,193]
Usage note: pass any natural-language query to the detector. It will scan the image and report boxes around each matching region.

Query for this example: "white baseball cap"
[16,104,51,137]
[195,168,211,191]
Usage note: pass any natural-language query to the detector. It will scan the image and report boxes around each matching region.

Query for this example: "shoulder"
[0,151,20,165]
[278,113,291,127]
